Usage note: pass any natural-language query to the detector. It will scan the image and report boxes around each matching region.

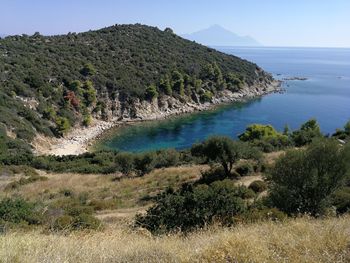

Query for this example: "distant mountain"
[0,34,7,38]
[182,25,261,47]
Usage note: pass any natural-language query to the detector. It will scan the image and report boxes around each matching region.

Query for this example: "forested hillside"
[0,24,273,148]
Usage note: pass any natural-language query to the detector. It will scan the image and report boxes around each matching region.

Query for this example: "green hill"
[0,24,273,151]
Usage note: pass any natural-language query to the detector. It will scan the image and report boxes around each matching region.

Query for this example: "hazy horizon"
[1,0,350,48]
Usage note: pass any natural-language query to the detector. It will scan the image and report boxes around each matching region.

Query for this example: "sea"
[100,47,350,152]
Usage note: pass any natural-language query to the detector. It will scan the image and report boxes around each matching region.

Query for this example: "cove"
[100,47,350,152]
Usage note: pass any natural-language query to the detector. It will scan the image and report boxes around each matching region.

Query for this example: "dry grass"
[0,165,207,209]
[0,216,349,263]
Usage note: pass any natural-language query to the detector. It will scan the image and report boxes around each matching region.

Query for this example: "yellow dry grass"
[0,165,207,209]
[0,216,349,263]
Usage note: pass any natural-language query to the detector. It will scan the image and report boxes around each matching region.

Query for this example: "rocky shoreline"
[33,80,282,156]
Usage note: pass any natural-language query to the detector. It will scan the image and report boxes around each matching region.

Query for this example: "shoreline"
[33,81,282,156]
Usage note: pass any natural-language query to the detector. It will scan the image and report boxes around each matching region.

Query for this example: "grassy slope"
[1,151,349,262]
[1,216,349,263]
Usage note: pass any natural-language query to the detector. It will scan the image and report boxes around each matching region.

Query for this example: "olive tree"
[191,136,261,176]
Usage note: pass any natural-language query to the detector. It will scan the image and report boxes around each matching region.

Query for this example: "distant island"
[181,25,261,47]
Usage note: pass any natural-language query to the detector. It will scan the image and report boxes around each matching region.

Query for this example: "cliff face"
[97,77,280,122]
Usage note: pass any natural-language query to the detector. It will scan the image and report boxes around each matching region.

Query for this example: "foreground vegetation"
[1,216,349,263]
[0,119,349,261]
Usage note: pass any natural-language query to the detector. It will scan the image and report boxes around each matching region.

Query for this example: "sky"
[1,0,350,47]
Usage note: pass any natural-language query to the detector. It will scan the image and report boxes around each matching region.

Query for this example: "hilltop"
[0,24,276,156]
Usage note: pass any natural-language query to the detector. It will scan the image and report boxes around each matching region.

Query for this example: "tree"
[213,62,224,89]
[268,139,350,216]
[159,77,172,96]
[191,136,260,176]
[283,125,290,136]
[202,63,215,80]
[55,117,71,135]
[344,121,350,135]
[292,119,323,146]
[80,63,96,77]
[239,124,281,141]
[226,73,244,91]
[172,70,185,96]
[69,80,83,95]
[145,84,159,100]
[82,81,97,106]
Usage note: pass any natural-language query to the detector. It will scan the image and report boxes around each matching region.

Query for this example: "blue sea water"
[101,47,350,152]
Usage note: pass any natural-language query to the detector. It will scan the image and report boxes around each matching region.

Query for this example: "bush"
[135,180,247,233]
[154,149,180,168]
[239,124,281,141]
[291,119,323,146]
[145,84,159,100]
[200,90,213,102]
[52,213,101,231]
[331,187,350,214]
[50,198,102,231]
[198,166,229,184]
[55,117,71,135]
[239,124,292,152]
[239,207,287,223]
[0,198,41,225]
[134,152,157,176]
[82,114,92,126]
[235,162,254,176]
[249,180,268,193]
[268,139,350,216]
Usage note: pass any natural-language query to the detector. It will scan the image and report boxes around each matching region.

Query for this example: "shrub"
[50,198,102,231]
[145,84,159,100]
[249,180,268,193]
[134,152,157,176]
[52,215,74,231]
[115,153,135,175]
[200,90,213,102]
[0,198,41,225]
[52,213,101,231]
[135,180,247,233]
[55,117,71,135]
[239,124,292,152]
[82,114,92,126]
[154,149,180,168]
[268,139,350,216]
[235,162,254,176]
[239,124,281,141]
[198,166,228,184]
[239,207,287,223]
[80,63,96,76]
[331,187,350,214]
[291,119,323,146]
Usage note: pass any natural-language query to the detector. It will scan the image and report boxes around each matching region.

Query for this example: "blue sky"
[1,0,350,47]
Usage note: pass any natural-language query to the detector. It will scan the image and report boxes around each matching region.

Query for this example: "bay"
[100,47,350,152]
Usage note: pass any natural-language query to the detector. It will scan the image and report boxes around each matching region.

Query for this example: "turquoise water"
[101,47,350,152]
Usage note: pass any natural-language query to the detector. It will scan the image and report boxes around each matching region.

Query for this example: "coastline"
[33,80,282,156]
